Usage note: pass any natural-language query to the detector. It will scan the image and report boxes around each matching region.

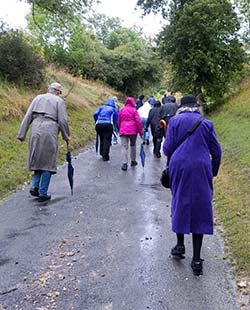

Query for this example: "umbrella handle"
[66,140,70,152]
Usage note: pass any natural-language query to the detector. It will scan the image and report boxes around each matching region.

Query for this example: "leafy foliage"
[0,30,44,87]
[233,0,250,48]
[26,9,162,95]
[87,14,122,45]
[26,7,84,65]
[25,0,94,18]
[102,41,162,94]
[157,0,245,108]
[66,29,106,80]
[106,27,142,49]
[136,0,170,18]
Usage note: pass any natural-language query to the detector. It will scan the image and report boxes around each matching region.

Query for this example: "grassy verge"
[211,79,250,275]
[0,66,120,199]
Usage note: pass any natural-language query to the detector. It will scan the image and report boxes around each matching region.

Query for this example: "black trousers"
[95,123,113,158]
[153,136,162,155]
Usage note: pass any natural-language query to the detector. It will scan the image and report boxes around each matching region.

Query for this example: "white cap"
[48,82,62,92]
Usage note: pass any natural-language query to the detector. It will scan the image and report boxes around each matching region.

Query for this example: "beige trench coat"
[17,92,70,173]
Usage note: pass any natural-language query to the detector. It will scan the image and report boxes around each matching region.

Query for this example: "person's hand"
[66,138,71,151]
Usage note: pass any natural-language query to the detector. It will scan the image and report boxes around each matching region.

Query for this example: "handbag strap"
[168,116,204,161]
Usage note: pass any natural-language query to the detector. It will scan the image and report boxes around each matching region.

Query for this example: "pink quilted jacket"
[118,97,143,137]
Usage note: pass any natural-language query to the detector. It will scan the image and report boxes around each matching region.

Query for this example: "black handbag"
[161,116,204,189]
[161,166,170,188]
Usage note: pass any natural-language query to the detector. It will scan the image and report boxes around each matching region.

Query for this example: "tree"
[24,0,95,19]
[102,40,162,94]
[155,0,245,108]
[136,0,194,18]
[66,28,105,79]
[233,0,250,48]
[26,7,88,65]
[87,13,122,45]
[26,4,162,95]
[106,27,142,49]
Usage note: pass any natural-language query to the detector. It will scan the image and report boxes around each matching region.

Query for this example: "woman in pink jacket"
[118,97,143,171]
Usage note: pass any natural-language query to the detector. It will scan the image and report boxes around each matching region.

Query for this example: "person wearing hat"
[163,94,222,276]
[17,82,70,202]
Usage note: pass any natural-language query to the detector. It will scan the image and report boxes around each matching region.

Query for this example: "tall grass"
[211,79,250,275]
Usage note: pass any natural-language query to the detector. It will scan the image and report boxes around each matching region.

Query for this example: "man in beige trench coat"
[17,82,70,202]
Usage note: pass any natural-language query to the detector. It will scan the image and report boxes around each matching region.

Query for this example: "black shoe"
[121,163,128,171]
[131,160,138,167]
[30,187,39,197]
[102,155,110,161]
[37,195,51,202]
[146,139,150,145]
[156,153,161,158]
[171,244,185,259]
[191,259,203,276]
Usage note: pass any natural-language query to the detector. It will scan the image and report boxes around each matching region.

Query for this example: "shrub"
[0,30,45,87]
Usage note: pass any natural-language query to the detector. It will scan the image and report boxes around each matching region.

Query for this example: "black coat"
[159,102,178,122]
[146,107,161,136]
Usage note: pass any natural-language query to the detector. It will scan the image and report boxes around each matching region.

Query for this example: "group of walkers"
[18,83,222,277]
[93,92,222,276]
[93,93,179,168]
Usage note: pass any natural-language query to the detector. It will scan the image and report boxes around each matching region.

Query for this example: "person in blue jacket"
[94,98,118,161]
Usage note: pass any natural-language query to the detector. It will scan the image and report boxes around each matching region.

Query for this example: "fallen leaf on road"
[56,274,65,280]
[47,291,60,298]
[58,240,67,248]
[238,280,248,288]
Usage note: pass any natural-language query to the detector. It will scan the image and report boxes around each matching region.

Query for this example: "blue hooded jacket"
[93,99,118,125]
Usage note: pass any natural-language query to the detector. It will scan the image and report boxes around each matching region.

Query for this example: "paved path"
[0,141,239,310]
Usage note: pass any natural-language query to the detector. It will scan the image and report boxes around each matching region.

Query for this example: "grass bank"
[211,79,250,276]
[0,66,120,199]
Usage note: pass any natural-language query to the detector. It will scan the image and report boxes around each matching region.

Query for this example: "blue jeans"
[32,170,52,197]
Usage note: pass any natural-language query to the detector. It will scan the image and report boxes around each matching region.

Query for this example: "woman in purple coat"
[163,94,222,276]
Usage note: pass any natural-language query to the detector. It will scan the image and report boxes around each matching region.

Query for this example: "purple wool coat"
[163,111,222,235]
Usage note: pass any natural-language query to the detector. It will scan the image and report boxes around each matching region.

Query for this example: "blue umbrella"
[140,143,146,168]
[66,151,74,195]
[95,132,99,154]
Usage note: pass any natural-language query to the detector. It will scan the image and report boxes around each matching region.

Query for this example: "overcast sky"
[0,0,164,36]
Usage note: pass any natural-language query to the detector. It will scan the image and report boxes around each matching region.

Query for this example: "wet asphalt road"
[0,141,239,310]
